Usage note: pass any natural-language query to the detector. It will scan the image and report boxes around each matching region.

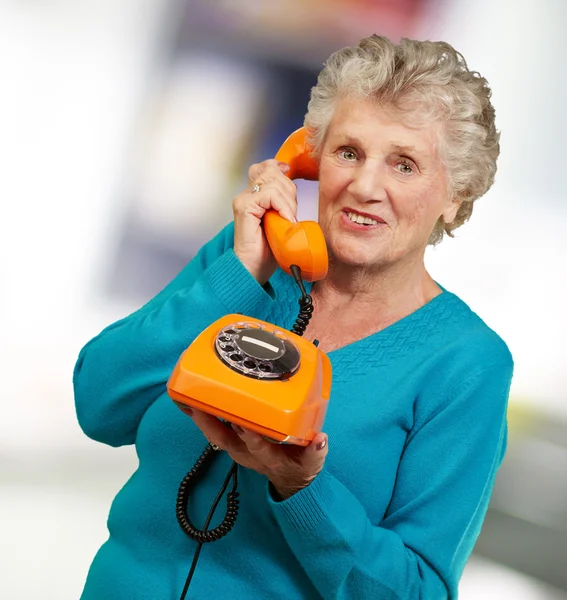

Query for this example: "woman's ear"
[442,198,461,225]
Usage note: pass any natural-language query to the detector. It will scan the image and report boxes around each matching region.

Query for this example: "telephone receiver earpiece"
[262,128,328,282]
[274,127,319,181]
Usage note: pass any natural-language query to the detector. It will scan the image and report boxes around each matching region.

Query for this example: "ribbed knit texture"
[74,221,513,600]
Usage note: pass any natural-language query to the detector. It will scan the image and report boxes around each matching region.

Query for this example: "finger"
[248,159,291,186]
[248,159,278,185]
[233,189,293,223]
[176,404,195,418]
[233,426,273,454]
[245,186,297,224]
[266,193,298,224]
[253,179,298,221]
[190,410,243,452]
[235,428,289,469]
[259,175,297,199]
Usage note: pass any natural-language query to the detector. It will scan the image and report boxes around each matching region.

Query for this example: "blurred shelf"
[475,407,567,592]
[476,508,567,592]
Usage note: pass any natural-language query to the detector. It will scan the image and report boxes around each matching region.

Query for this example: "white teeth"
[347,211,379,225]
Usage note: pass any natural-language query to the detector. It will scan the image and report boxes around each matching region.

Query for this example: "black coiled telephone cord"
[290,265,314,337]
[176,264,313,599]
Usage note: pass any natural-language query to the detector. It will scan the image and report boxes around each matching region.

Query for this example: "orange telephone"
[167,128,332,446]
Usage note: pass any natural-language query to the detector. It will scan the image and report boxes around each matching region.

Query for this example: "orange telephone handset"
[264,127,328,282]
[167,128,331,446]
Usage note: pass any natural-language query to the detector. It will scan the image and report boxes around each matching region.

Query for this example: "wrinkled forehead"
[328,94,444,155]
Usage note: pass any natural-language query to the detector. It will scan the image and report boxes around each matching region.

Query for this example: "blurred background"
[1,0,566,597]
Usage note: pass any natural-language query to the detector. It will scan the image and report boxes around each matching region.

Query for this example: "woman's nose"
[348,163,387,203]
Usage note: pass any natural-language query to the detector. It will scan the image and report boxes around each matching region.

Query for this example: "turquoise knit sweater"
[74,221,513,600]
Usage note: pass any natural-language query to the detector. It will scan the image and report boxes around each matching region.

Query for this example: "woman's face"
[317,96,459,270]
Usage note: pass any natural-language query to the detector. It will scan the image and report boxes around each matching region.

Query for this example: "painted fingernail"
[316,438,327,451]
[232,424,245,435]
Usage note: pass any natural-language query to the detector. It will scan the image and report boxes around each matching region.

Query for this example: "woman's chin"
[329,244,384,269]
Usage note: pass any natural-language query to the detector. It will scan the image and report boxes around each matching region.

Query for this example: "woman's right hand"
[233,159,298,286]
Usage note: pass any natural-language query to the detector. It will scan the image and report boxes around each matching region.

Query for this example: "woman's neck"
[310,255,442,319]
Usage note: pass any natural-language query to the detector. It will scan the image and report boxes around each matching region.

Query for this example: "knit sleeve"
[73,221,277,447]
[268,361,513,600]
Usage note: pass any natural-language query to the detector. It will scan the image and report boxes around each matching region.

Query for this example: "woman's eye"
[396,160,414,174]
[338,149,357,161]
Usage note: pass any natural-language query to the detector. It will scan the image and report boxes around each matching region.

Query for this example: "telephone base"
[167,314,332,446]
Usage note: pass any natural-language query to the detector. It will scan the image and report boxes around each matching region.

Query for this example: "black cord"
[178,451,239,599]
[176,444,239,543]
[176,264,314,598]
[290,264,314,336]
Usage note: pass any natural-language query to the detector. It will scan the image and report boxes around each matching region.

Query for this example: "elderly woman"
[74,35,513,599]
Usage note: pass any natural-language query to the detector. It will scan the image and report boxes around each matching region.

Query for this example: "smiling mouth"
[343,210,385,226]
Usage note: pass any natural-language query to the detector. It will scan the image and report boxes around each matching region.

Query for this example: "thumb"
[306,432,328,462]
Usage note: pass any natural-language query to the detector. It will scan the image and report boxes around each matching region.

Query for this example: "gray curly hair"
[305,35,500,245]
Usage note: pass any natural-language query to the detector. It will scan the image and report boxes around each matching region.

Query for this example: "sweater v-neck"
[294,279,459,357]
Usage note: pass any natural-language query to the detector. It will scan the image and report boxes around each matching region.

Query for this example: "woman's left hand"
[185,409,328,500]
